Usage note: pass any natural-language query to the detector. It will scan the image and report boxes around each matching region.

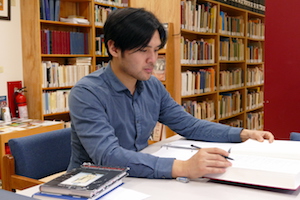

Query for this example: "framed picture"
[0,0,10,20]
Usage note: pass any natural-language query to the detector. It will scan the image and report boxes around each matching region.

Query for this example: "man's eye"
[139,49,147,52]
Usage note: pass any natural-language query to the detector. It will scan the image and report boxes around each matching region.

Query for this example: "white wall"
[0,0,23,98]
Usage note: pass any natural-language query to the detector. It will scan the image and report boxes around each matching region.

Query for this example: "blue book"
[49,0,55,21]
[70,32,76,54]
[45,30,50,54]
[219,11,225,32]
[32,182,123,199]
[44,0,50,20]
[54,0,61,21]
[40,0,46,19]
[200,70,205,93]
[78,32,85,54]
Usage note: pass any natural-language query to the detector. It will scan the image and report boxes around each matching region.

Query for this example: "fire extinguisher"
[14,87,28,119]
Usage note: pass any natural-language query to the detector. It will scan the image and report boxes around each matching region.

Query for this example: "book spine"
[44,0,50,20]
[40,0,46,20]
[49,0,54,21]
[54,0,61,21]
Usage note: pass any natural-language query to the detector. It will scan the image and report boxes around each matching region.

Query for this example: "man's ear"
[107,40,119,57]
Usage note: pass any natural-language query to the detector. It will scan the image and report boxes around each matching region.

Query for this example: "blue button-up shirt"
[68,64,243,178]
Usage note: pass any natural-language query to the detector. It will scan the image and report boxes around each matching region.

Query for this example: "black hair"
[103,7,167,59]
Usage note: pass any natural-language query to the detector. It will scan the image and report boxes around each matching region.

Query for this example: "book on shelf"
[219,91,242,118]
[49,0,54,21]
[150,122,164,142]
[0,95,7,120]
[221,118,243,128]
[152,55,166,81]
[180,37,215,65]
[247,41,263,63]
[246,66,264,86]
[41,30,88,55]
[219,68,243,90]
[219,11,244,36]
[152,138,300,190]
[94,0,128,7]
[42,61,90,88]
[40,0,60,21]
[60,16,90,25]
[248,18,265,39]
[68,57,92,65]
[94,5,116,26]
[43,0,51,20]
[182,100,215,121]
[40,0,46,20]
[246,87,263,110]
[181,68,216,96]
[246,111,264,130]
[180,1,217,33]
[214,0,265,14]
[54,0,61,21]
[95,34,107,56]
[37,163,129,199]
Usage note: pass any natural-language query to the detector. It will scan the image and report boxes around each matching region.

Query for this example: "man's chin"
[139,75,152,81]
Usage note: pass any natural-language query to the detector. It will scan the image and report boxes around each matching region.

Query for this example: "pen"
[162,144,197,150]
[190,144,234,161]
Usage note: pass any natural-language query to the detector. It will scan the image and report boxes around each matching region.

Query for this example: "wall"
[264,0,300,139]
[0,0,23,98]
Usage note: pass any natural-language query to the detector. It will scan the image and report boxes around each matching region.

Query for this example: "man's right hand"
[172,147,232,179]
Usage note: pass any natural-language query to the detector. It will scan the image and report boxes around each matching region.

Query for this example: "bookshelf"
[130,0,265,138]
[20,0,177,137]
[180,0,265,130]
[20,0,128,122]
[20,0,265,138]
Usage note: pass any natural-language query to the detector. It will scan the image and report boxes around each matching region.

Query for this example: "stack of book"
[32,163,129,200]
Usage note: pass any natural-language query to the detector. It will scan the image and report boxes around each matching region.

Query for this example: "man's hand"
[240,129,274,143]
[172,148,232,179]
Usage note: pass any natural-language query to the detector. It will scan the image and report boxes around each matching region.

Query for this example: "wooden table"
[0,121,64,179]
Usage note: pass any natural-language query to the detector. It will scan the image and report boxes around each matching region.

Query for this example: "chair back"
[8,128,71,179]
[290,132,300,141]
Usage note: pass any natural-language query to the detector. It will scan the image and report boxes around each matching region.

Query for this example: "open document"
[152,139,300,190]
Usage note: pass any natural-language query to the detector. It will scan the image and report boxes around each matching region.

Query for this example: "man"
[68,8,274,179]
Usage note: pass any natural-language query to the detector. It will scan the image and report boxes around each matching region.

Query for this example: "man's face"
[118,30,161,81]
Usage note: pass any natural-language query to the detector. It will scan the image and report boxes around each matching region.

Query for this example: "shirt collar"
[105,63,144,94]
